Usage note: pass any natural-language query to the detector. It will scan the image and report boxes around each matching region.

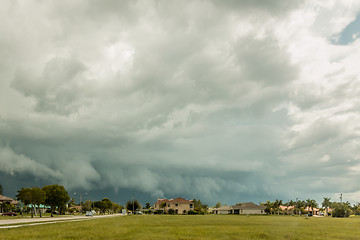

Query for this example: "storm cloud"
[1,0,360,205]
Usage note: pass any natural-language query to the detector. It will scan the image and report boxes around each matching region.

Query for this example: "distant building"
[304,206,320,215]
[213,202,266,215]
[231,202,266,215]
[0,194,18,213]
[153,197,193,214]
[213,205,231,214]
[279,205,295,215]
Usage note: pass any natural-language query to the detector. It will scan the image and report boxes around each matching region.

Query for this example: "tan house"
[231,202,266,215]
[304,206,320,215]
[279,205,295,215]
[0,195,18,213]
[154,197,193,214]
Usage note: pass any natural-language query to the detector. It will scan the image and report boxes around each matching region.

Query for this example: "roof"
[304,206,319,212]
[232,202,266,210]
[214,205,231,211]
[171,197,193,204]
[0,195,14,202]
[280,205,295,211]
[155,197,192,204]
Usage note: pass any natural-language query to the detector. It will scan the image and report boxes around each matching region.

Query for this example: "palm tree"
[263,201,274,214]
[322,197,331,216]
[159,201,167,214]
[274,199,283,215]
[296,200,304,216]
[305,199,312,215]
[310,199,318,215]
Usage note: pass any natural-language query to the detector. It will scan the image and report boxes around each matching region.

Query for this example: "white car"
[85,211,94,216]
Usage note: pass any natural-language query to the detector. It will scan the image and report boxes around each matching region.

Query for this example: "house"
[231,202,266,215]
[153,197,193,214]
[0,195,17,213]
[213,205,231,214]
[279,205,295,215]
[304,206,320,215]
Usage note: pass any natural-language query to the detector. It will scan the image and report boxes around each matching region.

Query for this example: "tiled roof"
[280,205,295,211]
[171,197,192,204]
[155,197,192,204]
[304,206,319,211]
[232,202,266,210]
[0,194,14,202]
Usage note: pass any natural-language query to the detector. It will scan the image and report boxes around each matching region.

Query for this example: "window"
[175,204,178,207]
[168,204,170,207]
[190,204,193,208]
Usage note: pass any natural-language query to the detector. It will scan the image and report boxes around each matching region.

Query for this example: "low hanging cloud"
[1,0,360,205]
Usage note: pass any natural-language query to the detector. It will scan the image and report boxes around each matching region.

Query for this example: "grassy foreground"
[1,215,360,240]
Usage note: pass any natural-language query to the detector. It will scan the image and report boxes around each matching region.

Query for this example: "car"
[85,211,94,216]
[2,212,17,216]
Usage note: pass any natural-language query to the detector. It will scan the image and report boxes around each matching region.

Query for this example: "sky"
[1,0,360,207]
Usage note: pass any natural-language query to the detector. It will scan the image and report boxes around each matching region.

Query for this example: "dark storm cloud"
[1,0,360,205]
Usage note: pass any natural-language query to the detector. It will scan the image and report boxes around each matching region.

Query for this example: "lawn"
[1,215,360,240]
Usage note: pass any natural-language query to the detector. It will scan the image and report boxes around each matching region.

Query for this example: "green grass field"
[1,215,360,240]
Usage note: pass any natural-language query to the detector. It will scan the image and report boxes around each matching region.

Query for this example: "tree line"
[13,184,135,217]
[261,197,358,218]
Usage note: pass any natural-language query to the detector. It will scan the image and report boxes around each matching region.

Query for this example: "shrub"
[167,209,175,215]
[332,203,350,218]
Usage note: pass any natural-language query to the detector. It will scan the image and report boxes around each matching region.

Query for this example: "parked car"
[85,211,94,217]
[2,212,17,216]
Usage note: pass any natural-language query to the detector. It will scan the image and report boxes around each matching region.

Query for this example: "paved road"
[0,214,123,229]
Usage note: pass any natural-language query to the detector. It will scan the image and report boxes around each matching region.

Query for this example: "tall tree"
[82,200,93,212]
[215,202,221,208]
[126,200,141,213]
[262,201,274,214]
[0,184,3,195]
[309,199,318,215]
[322,198,332,216]
[17,188,33,217]
[42,184,70,217]
[295,200,304,215]
[192,199,208,214]
[31,187,46,217]
[274,199,283,215]
[16,187,45,218]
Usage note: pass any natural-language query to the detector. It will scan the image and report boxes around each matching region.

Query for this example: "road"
[0,214,123,229]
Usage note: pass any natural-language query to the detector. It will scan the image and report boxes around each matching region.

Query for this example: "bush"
[167,209,175,215]
[188,210,197,215]
[154,210,163,214]
[332,203,350,218]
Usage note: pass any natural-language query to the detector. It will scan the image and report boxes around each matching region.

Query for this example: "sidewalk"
[0,214,123,229]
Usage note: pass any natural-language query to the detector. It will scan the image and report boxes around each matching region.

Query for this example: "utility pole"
[340,193,343,203]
